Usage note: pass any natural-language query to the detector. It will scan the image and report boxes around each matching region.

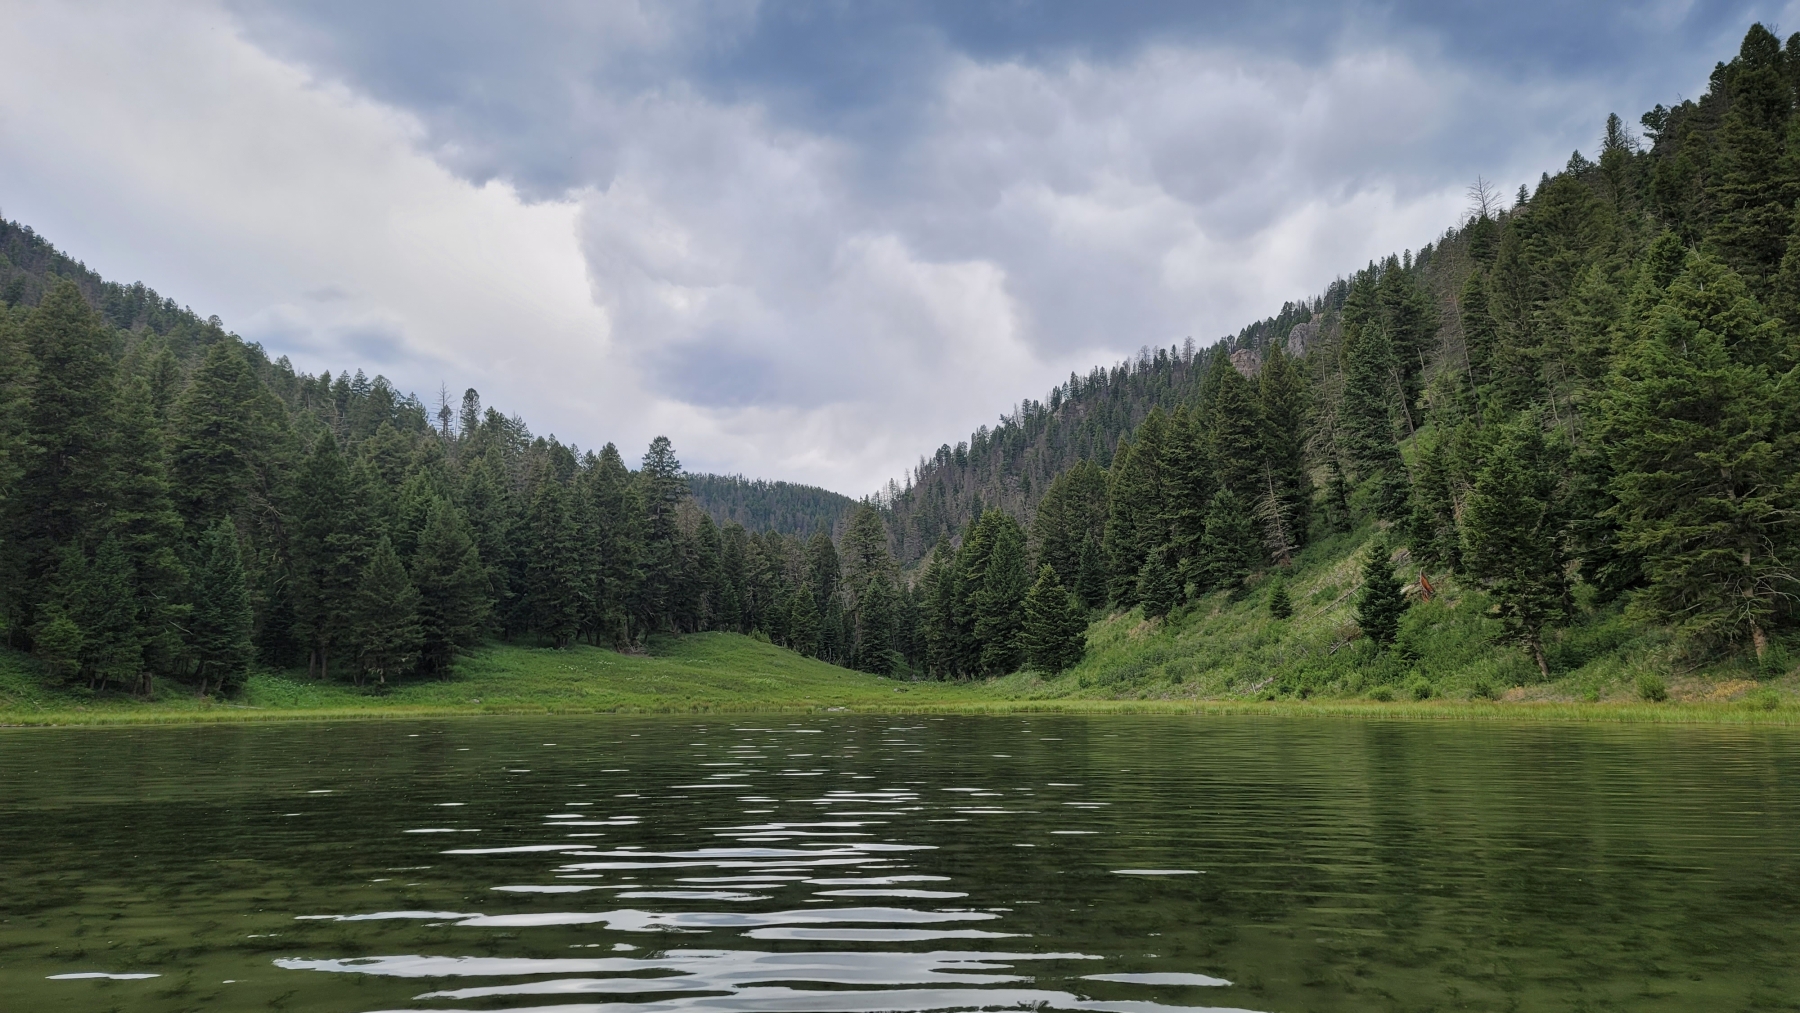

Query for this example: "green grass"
[4,522,1795,727]
[986,525,1799,720]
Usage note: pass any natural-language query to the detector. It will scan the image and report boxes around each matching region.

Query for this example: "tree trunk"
[1751,620,1769,661]
[1532,641,1550,682]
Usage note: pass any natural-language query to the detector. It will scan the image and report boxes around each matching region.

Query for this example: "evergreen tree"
[1601,251,1795,659]
[411,498,491,677]
[1267,577,1293,620]
[1031,460,1108,586]
[1074,535,1107,610]
[921,537,963,678]
[1136,552,1179,619]
[189,520,254,695]
[587,443,643,646]
[786,584,820,656]
[1406,432,1461,569]
[852,573,898,674]
[1355,539,1409,649]
[350,536,422,685]
[8,281,117,628]
[31,545,90,686]
[289,433,372,680]
[168,339,265,527]
[805,530,841,611]
[1256,344,1313,550]
[526,465,586,648]
[1103,411,1167,606]
[971,512,1029,674]
[1460,418,1570,679]
[460,452,518,637]
[1199,488,1259,595]
[637,436,689,631]
[1158,405,1213,584]
[1708,25,1796,292]
[110,377,190,676]
[1460,270,1498,383]
[1207,353,1263,504]
[1338,301,1410,518]
[1022,564,1086,673]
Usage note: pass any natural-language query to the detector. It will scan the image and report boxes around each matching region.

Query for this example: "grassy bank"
[2,623,1795,727]
[985,525,1797,717]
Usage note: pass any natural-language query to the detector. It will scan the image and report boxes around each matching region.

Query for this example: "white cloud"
[1,2,1620,495]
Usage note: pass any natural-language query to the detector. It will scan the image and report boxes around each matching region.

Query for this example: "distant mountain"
[688,473,857,540]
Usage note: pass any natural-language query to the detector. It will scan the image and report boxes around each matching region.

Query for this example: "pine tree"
[1355,539,1409,649]
[1460,418,1570,679]
[1022,564,1086,673]
[1074,535,1107,610]
[526,465,586,648]
[289,432,373,680]
[411,498,491,677]
[786,584,820,656]
[1031,461,1108,586]
[852,573,898,674]
[1709,25,1796,293]
[1158,405,1213,584]
[460,452,518,637]
[9,281,117,621]
[637,435,688,631]
[189,520,254,695]
[109,377,189,676]
[168,339,265,528]
[921,537,963,678]
[1267,577,1293,620]
[0,308,31,545]
[1256,344,1313,549]
[587,443,643,646]
[972,512,1029,674]
[1460,270,1498,383]
[350,536,422,685]
[31,545,91,686]
[1199,488,1259,595]
[1136,552,1179,619]
[1601,251,1795,659]
[1208,353,1263,504]
[1103,411,1167,606]
[1406,432,1461,569]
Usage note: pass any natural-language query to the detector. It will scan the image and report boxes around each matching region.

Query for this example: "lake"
[2,716,1796,1012]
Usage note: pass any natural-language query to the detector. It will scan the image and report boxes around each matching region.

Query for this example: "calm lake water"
[2,716,1797,1013]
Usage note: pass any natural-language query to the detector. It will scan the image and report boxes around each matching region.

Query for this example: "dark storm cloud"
[229,0,1767,198]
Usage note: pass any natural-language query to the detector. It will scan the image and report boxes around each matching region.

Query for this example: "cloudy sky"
[0,1,1789,494]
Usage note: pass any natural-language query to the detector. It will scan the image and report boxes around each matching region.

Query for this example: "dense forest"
[3,25,1798,693]
[884,25,1800,678]
[0,214,958,687]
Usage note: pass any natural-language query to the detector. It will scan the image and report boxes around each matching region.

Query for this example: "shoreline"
[4,696,1794,728]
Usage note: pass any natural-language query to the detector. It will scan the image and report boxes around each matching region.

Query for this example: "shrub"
[1636,672,1668,702]
[1406,676,1433,700]
[1470,678,1498,701]
[1368,686,1395,702]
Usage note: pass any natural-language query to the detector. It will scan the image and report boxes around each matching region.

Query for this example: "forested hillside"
[687,473,855,540]
[3,24,1797,700]
[0,223,924,689]
[895,23,1800,682]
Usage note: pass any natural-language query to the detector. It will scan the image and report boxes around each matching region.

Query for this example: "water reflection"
[7,716,1798,1013]
[279,723,1245,1012]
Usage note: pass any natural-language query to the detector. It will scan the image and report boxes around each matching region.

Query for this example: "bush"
[1747,687,1780,711]
[1406,676,1433,700]
[1470,678,1498,701]
[1636,672,1668,702]
[1368,686,1395,702]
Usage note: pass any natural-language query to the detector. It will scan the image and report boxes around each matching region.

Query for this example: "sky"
[1,0,1792,495]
